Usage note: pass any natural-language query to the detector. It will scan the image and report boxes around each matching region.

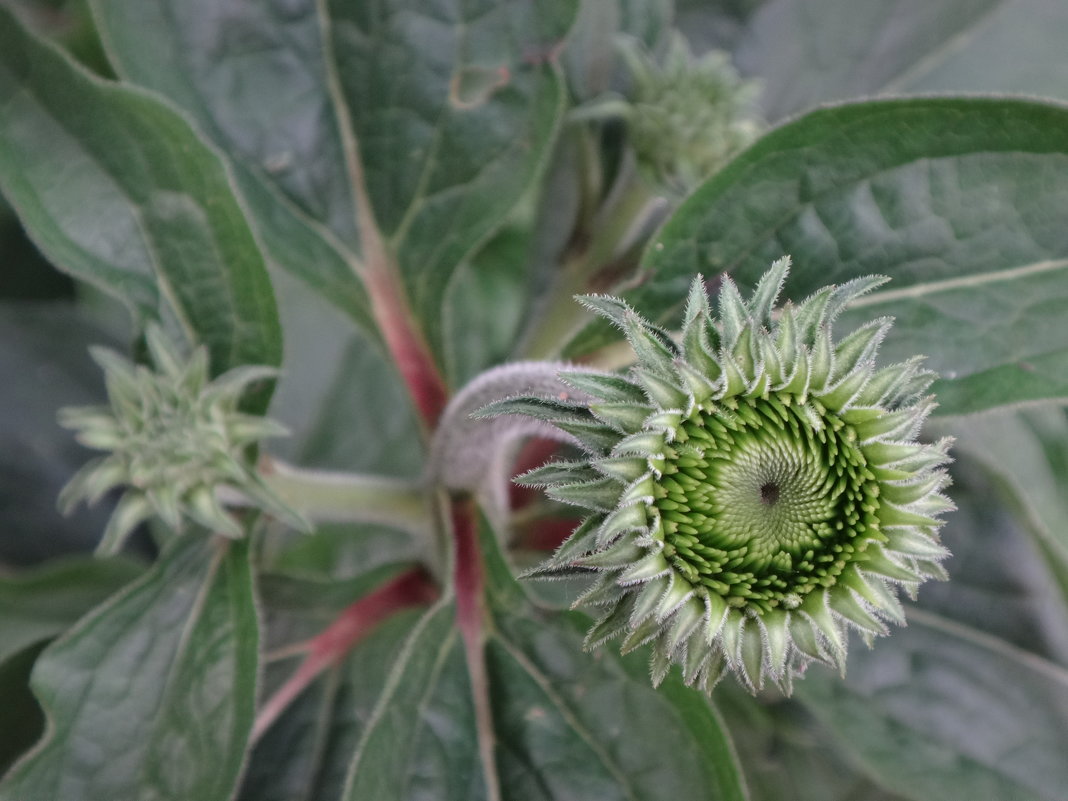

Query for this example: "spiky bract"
[489,257,953,694]
[59,325,305,554]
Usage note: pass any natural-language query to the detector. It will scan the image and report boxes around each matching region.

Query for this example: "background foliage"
[2,0,1068,799]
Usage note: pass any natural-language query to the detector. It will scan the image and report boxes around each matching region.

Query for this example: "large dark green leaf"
[0,535,258,801]
[796,612,1068,801]
[91,0,578,368]
[0,7,281,378]
[588,98,1068,415]
[736,0,1068,121]
[341,523,750,801]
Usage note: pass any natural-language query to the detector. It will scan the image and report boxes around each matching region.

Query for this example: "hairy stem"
[257,457,430,538]
[251,567,438,744]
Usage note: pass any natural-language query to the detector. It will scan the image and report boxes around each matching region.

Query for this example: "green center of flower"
[654,393,882,614]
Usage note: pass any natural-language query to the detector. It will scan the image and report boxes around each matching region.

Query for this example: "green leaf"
[239,607,423,801]
[938,407,1068,618]
[0,302,120,562]
[916,454,1068,665]
[0,555,142,665]
[716,685,910,801]
[0,7,282,381]
[0,536,258,801]
[91,0,578,367]
[339,520,751,800]
[737,0,1068,121]
[604,97,1068,415]
[795,612,1068,801]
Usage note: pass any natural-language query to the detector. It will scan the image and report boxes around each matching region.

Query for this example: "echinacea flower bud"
[59,325,307,554]
[484,257,953,693]
[616,33,761,192]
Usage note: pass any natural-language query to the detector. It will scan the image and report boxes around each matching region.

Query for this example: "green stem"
[520,172,661,361]
[258,458,430,538]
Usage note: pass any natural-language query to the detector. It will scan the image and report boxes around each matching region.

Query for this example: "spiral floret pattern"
[488,257,953,693]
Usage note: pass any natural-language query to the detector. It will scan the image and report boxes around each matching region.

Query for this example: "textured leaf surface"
[0,7,281,378]
[0,556,142,665]
[604,98,1068,415]
[0,536,258,801]
[341,525,750,801]
[737,0,1068,120]
[92,0,577,365]
[796,613,1068,801]
[239,607,422,801]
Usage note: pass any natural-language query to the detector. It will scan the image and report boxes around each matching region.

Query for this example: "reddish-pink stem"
[451,497,501,799]
[365,269,449,427]
[252,567,438,743]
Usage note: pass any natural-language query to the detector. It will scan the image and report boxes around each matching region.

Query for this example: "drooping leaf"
[737,0,1068,121]
[0,555,142,665]
[91,0,579,368]
[0,7,282,383]
[0,535,258,801]
[579,98,1068,415]
[796,612,1068,801]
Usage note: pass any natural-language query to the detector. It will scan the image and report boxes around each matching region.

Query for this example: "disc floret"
[59,325,306,554]
[490,257,953,693]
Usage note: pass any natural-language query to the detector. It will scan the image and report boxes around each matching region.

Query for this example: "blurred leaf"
[715,684,909,801]
[265,271,422,478]
[0,302,120,563]
[583,98,1068,415]
[737,0,1068,121]
[0,536,258,801]
[342,523,750,801]
[0,7,282,382]
[796,612,1068,801]
[938,407,1068,611]
[92,0,578,369]
[0,643,47,777]
[0,555,142,664]
[916,455,1068,666]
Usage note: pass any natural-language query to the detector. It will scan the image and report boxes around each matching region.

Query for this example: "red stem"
[450,496,501,799]
[252,567,438,743]
[365,269,449,427]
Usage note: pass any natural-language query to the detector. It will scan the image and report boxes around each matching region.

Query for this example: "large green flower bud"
[59,325,307,554]
[486,258,953,693]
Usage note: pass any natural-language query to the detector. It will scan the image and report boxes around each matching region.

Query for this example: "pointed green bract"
[59,325,309,553]
[509,260,954,694]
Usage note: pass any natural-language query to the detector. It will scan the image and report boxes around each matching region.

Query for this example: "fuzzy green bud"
[485,257,954,694]
[59,325,307,554]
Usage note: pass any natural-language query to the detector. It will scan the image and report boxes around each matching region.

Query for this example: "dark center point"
[759,481,781,506]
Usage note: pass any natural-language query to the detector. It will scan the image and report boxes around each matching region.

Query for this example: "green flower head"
[59,325,306,554]
[493,257,953,694]
[619,33,761,192]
